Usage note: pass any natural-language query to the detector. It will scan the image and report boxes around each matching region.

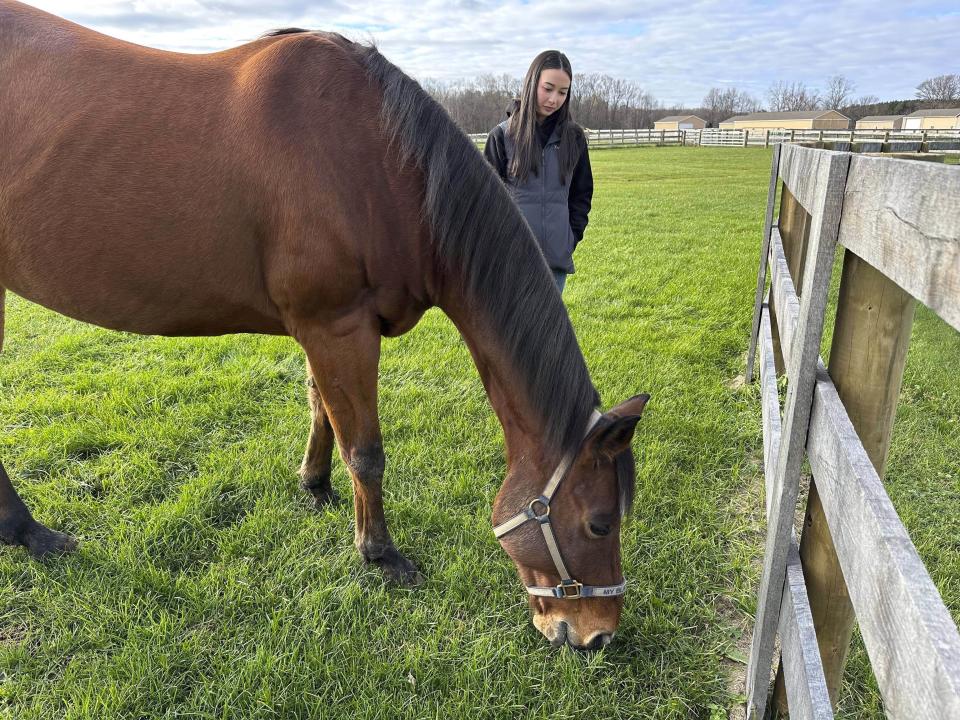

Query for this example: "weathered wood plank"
[745,151,851,720]
[839,154,960,332]
[770,189,814,717]
[828,252,916,475]
[747,143,783,382]
[779,531,835,720]
[778,144,836,219]
[768,234,960,716]
[761,307,834,720]
[806,367,960,719]
[799,250,917,706]
[768,228,802,378]
[759,305,781,517]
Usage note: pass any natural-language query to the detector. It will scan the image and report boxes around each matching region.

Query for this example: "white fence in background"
[467,127,960,149]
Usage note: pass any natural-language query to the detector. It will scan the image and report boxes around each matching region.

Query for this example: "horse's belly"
[6,274,284,337]
[0,231,285,337]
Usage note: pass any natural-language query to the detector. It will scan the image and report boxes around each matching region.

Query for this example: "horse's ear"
[587,394,650,461]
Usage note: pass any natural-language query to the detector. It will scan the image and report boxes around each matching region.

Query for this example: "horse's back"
[0,5,428,338]
[0,5,274,333]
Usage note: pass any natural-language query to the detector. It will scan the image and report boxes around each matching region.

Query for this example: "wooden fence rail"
[468,128,684,147]
[467,127,960,150]
[745,144,960,719]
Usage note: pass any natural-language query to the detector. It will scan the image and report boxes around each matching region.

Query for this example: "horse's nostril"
[551,621,569,647]
[577,633,614,651]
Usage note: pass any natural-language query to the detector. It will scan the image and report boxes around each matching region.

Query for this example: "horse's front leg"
[297,320,423,587]
[0,461,76,557]
[298,361,340,508]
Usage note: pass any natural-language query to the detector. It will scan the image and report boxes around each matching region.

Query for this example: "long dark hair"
[507,50,583,184]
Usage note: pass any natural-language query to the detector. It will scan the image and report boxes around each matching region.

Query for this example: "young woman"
[484,50,593,293]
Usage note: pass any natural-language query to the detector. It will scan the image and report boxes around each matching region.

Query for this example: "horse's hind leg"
[1,292,74,557]
[298,361,340,508]
[297,320,422,586]
[0,461,76,558]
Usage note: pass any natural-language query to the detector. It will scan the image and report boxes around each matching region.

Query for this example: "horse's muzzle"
[534,615,616,650]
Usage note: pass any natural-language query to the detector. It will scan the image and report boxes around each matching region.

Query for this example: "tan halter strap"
[493,410,627,600]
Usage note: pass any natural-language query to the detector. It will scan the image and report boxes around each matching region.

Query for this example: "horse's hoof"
[305,486,343,509]
[365,546,425,587]
[300,476,343,509]
[23,521,77,558]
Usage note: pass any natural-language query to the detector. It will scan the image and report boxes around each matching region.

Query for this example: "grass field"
[1,146,957,719]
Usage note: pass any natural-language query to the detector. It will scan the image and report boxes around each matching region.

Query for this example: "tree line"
[423,72,658,134]
[424,72,959,133]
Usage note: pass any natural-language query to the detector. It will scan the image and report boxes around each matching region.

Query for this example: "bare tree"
[737,91,762,113]
[767,80,821,111]
[635,92,659,129]
[422,71,660,132]
[702,87,762,126]
[702,87,730,126]
[915,74,960,102]
[568,73,652,129]
[854,94,879,106]
[823,75,855,109]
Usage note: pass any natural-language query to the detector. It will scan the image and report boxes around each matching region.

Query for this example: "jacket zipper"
[541,145,546,241]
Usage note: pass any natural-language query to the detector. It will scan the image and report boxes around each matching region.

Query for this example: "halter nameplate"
[493,409,627,600]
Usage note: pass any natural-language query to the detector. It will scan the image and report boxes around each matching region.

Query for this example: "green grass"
[0,146,956,719]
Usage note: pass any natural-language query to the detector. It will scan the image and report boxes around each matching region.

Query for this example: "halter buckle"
[558,579,583,598]
[528,497,550,522]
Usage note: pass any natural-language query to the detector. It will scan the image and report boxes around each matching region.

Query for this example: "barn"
[718,115,746,129]
[855,115,904,130]
[721,110,850,130]
[902,108,960,130]
[653,115,707,130]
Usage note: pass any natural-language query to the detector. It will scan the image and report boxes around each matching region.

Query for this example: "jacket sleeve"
[483,126,509,181]
[568,137,593,244]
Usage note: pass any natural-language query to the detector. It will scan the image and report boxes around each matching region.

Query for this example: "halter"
[492,410,627,600]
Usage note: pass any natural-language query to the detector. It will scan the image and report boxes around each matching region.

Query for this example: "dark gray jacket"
[484,120,593,273]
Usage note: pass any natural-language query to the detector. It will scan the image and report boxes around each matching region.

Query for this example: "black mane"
[261,30,608,469]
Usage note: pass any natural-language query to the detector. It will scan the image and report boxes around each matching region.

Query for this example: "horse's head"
[492,393,649,649]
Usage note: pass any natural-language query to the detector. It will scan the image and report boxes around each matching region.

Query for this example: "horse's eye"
[587,519,612,537]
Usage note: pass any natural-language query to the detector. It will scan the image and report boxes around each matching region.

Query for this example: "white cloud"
[19,0,960,105]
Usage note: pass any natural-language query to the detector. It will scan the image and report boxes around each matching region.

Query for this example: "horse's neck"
[440,296,552,485]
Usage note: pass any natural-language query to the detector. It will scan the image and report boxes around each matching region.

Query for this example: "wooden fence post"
[744,150,851,720]
[797,252,916,708]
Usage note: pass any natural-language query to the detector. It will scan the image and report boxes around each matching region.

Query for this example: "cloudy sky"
[20,0,960,107]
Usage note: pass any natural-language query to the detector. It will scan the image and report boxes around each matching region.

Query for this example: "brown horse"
[0,1,649,649]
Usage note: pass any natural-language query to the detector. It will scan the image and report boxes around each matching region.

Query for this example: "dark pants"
[552,270,567,293]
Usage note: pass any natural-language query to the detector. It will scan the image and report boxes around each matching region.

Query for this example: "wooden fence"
[744,144,960,718]
[467,128,685,147]
[467,127,960,151]
[705,128,960,148]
